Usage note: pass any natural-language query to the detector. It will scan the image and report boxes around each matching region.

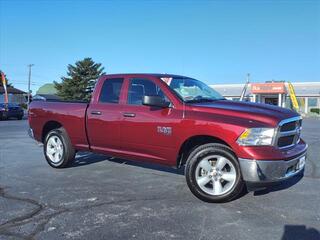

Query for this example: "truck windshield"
[162,77,224,103]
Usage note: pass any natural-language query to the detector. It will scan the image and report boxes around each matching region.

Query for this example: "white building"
[211,82,320,114]
[0,86,26,104]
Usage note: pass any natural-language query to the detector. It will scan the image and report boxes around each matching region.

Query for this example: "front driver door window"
[121,78,180,164]
[127,78,167,105]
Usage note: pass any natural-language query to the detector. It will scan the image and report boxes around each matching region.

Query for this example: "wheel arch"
[42,120,63,143]
[176,135,234,168]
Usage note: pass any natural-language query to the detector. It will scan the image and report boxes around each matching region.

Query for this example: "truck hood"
[189,100,299,127]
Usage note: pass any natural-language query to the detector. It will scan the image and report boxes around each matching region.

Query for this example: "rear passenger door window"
[99,78,124,104]
[127,78,167,105]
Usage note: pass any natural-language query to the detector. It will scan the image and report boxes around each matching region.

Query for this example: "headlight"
[237,128,275,146]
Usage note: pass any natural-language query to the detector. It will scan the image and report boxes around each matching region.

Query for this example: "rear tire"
[44,127,75,168]
[0,113,7,120]
[185,143,244,203]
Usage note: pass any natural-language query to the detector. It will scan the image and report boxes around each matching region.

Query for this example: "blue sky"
[0,0,319,93]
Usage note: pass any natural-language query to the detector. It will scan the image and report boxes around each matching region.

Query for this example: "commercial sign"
[251,83,286,94]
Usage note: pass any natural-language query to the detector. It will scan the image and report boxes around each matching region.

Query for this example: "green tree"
[0,70,13,87]
[54,58,105,101]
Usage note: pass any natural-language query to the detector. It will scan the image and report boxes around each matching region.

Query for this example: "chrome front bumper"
[239,152,306,183]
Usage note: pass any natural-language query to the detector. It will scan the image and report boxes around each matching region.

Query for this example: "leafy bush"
[20,103,27,109]
[310,108,320,114]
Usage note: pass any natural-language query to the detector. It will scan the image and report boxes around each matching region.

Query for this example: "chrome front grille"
[276,117,302,148]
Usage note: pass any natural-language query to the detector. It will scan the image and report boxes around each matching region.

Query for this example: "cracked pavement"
[0,118,319,240]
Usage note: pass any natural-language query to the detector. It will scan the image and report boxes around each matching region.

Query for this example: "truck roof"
[101,73,192,79]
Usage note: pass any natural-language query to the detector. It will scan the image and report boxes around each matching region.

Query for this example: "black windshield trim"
[185,98,225,103]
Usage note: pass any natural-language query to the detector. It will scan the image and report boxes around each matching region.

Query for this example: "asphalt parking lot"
[0,118,319,240]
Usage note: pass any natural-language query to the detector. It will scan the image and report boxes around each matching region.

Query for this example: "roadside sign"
[1,71,8,104]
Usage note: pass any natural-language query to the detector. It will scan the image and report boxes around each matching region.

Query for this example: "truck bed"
[29,101,90,150]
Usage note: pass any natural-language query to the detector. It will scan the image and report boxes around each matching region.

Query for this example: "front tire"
[185,143,244,203]
[44,127,75,168]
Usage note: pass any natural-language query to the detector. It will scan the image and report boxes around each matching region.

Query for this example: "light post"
[27,64,34,109]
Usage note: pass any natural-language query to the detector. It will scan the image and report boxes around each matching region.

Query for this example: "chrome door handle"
[91,111,102,115]
[123,112,136,117]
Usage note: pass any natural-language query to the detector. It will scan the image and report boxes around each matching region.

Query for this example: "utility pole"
[27,64,34,109]
[240,73,250,101]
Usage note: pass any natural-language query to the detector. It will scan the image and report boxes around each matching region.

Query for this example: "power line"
[14,82,41,86]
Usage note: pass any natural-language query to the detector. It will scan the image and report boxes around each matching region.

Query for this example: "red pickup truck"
[28,74,307,202]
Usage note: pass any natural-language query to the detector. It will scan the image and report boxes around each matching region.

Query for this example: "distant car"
[0,103,24,120]
[32,94,62,101]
